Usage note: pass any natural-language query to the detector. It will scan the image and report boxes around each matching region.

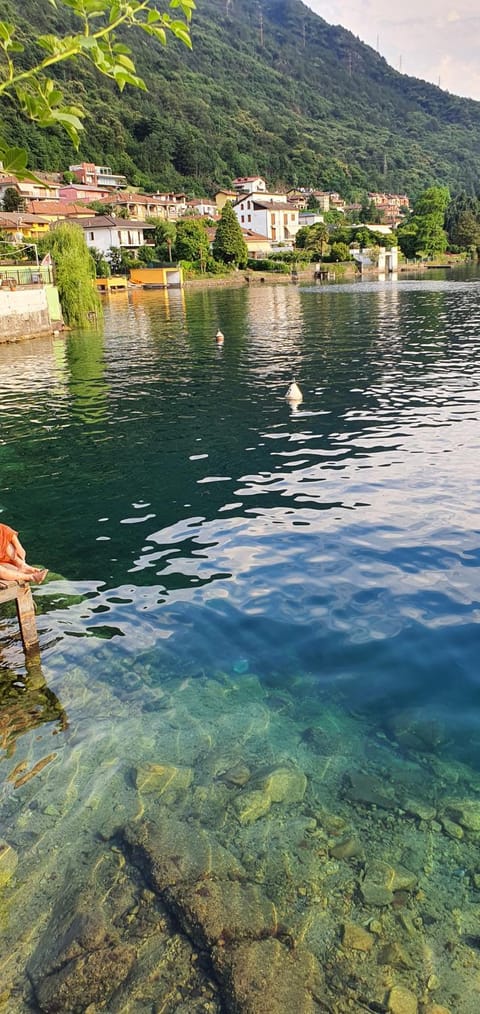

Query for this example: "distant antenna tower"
[399,54,403,72]
[383,152,388,176]
[302,21,306,49]
[376,34,380,51]
[347,51,352,77]
[226,0,233,13]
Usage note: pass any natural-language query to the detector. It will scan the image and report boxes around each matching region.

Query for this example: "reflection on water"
[1,276,480,1011]
[0,650,67,762]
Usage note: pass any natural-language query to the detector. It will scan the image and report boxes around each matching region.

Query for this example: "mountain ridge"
[1,0,479,197]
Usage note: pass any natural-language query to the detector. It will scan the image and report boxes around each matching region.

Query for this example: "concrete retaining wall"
[0,286,54,339]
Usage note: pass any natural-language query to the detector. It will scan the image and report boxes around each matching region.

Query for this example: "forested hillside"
[1,0,480,198]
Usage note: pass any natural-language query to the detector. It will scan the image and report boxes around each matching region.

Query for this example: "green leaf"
[169,0,196,20]
[140,23,167,45]
[168,19,192,47]
[0,146,27,173]
[0,142,44,182]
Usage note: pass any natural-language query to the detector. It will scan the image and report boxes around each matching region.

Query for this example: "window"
[89,232,95,241]
[247,214,251,223]
[241,215,245,223]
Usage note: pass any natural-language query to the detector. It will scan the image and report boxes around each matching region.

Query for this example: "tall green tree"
[213,202,248,267]
[39,224,101,326]
[445,192,480,249]
[2,186,24,212]
[175,219,210,263]
[398,186,449,259]
[148,219,177,261]
[0,0,195,178]
[305,222,329,258]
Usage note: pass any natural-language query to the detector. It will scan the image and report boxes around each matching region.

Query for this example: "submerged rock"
[168,879,278,950]
[259,766,307,804]
[232,765,307,824]
[135,762,193,796]
[444,799,480,832]
[0,840,18,889]
[213,937,323,1014]
[377,941,414,969]
[401,797,437,822]
[35,942,136,1013]
[360,860,417,908]
[234,789,272,825]
[218,763,252,787]
[386,712,447,753]
[387,984,418,1014]
[123,817,245,890]
[342,922,374,952]
[344,770,397,810]
[440,817,464,840]
[330,835,364,861]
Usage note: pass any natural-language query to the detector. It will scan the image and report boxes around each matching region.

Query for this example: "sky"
[305,1,480,101]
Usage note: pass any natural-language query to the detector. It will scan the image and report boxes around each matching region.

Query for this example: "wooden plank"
[15,583,39,653]
[0,581,20,605]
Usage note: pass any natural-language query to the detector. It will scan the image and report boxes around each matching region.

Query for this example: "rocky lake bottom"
[1,636,480,1014]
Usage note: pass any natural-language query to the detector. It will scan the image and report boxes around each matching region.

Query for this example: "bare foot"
[32,569,48,584]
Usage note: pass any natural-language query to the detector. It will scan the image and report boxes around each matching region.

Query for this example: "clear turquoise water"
[2,275,480,1011]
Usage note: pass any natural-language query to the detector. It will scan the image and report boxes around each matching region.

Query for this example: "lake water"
[1,274,480,1012]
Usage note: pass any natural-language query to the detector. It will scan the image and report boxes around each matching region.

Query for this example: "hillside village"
[0,162,410,265]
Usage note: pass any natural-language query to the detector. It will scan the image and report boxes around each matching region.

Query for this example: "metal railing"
[0,265,54,287]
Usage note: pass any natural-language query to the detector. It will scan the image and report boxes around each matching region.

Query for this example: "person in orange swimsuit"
[0,523,47,583]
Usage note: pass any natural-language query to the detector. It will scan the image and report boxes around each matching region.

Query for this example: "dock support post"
[15,583,39,653]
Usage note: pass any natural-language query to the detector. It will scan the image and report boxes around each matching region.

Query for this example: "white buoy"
[215,329,224,344]
[285,379,303,404]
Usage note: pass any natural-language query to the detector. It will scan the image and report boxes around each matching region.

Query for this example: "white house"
[69,162,127,189]
[67,216,154,256]
[232,176,267,195]
[298,210,325,228]
[184,197,217,217]
[233,193,299,246]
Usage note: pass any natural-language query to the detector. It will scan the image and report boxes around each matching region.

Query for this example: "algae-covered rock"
[213,938,323,1014]
[360,880,393,907]
[168,879,278,949]
[330,836,364,861]
[401,797,436,822]
[360,860,416,907]
[123,818,245,890]
[386,712,447,753]
[135,762,193,796]
[233,790,271,825]
[378,941,414,969]
[440,817,464,840]
[0,841,18,889]
[445,800,480,832]
[259,766,307,804]
[232,765,307,824]
[218,764,252,787]
[387,985,418,1014]
[36,943,136,1012]
[344,771,397,810]
[342,922,374,952]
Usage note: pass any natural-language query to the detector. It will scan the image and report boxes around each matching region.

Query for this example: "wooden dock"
[0,581,39,654]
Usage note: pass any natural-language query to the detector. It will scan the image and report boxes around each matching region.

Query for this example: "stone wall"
[0,286,54,340]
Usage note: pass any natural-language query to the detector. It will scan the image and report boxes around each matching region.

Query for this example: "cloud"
[305,1,480,99]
